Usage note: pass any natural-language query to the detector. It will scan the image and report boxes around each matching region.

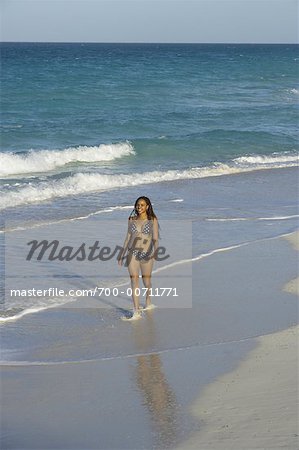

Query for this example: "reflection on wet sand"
[131,310,179,448]
[136,353,179,448]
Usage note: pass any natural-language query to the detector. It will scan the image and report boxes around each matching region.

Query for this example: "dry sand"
[178,325,298,450]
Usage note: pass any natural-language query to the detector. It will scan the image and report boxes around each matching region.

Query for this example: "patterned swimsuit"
[128,220,153,261]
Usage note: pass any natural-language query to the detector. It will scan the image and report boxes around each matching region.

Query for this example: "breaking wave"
[0,142,135,177]
[0,151,297,209]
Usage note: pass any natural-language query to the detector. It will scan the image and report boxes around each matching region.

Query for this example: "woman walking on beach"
[118,196,159,319]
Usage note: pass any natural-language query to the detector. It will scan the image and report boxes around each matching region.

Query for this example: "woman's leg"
[140,258,154,307]
[128,255,141,312]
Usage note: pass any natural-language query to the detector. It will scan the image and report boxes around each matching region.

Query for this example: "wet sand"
[283,231,299,297]
[1,232,298,449]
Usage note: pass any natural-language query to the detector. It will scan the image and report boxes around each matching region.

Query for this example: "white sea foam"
[233,153,298,165]
[0,306,56,323]
[1,205,134,233]
[206,215,299,222]
[0,152,298,210]
[0,142,135,177]
[0,298,78,323]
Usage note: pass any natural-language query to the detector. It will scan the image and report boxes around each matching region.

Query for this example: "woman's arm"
[152,218,159,253]
[118,219,132,265]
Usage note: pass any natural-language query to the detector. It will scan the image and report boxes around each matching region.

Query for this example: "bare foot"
[121,310,143,321]
[143,304,157,311]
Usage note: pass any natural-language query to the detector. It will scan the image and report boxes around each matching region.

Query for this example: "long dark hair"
[129,196,158,220]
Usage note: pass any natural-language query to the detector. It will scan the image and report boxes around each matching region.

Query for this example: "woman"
[118,196,159,319]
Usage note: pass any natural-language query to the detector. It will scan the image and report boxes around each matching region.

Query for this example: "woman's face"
[136,199,148,215]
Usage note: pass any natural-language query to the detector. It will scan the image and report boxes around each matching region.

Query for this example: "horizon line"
[1,41,298,45]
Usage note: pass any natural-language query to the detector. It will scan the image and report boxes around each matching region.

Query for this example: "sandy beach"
[178,325,298,450]
[1,33,298,450]
[283,231,299,298]
[1,229,298,449]
[179,231,298,450]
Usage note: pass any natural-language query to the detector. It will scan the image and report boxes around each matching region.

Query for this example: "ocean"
[0,43,298,326]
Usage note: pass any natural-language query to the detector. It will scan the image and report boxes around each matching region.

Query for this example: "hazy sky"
[1,0,298,44]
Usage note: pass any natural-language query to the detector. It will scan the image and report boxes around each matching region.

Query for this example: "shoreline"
[1,230,298,359]
[1,232,298,448]
[1,228,297,327]
[283,230,299,296]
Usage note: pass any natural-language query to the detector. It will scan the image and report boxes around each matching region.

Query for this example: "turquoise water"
[2,43,298,153]
[1,44,298,213]
[0,43,298,321]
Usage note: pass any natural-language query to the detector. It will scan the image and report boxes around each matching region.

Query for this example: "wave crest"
[0,152,298,210]
[0,142,135,177]
[233,153,298,165]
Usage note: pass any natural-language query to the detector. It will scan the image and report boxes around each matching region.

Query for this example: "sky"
[0,0,298,44]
